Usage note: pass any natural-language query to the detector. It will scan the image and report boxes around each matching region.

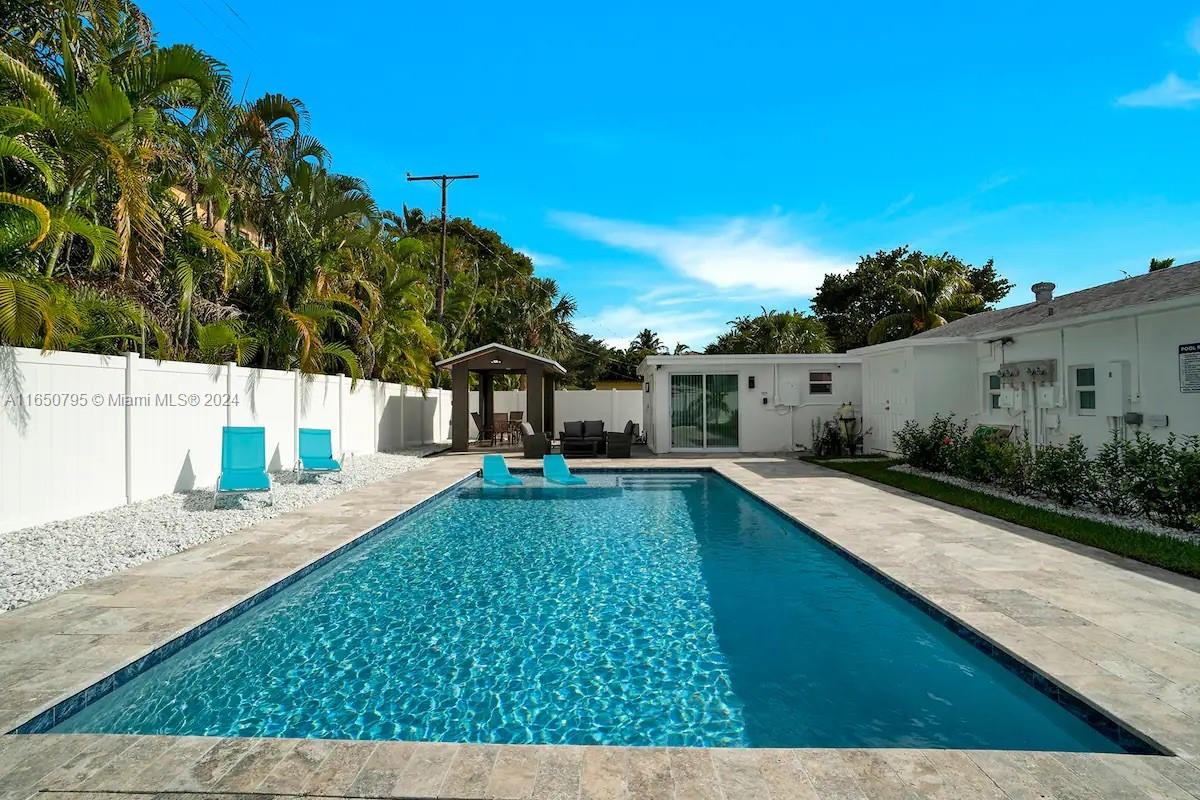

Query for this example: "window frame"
[985,373,1002,411]
[1073,365,1097,416]
[808,370,833,395]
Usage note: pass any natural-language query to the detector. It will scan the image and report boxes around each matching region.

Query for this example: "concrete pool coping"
[2,455,1199,799]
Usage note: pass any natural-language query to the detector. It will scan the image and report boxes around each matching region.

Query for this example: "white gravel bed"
[890,463,1200,545]
[0,448,440,613]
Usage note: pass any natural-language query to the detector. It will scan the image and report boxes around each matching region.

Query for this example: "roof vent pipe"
[1032,282,1056,303]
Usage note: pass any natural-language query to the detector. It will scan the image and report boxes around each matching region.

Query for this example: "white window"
[809,371,833,395]
[1073,366,1096,415]
[986,374,1002,411]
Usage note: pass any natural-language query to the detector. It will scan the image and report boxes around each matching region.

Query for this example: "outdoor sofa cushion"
[583,420,605,439]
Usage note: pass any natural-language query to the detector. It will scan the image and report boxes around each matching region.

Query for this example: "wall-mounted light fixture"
[644,383,650,393]
[489,358,502,365]
[748,375,756,389]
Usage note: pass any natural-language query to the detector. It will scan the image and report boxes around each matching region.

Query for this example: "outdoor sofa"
[560,420,606,457]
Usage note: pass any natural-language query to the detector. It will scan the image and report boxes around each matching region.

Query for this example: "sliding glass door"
[670,374,704,448]
[670,373,739,449]
[704,374,739,448]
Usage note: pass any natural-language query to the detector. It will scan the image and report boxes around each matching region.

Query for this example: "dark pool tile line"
[509,467,715,474]
[7,473,477,736]
[713,471,1169,757]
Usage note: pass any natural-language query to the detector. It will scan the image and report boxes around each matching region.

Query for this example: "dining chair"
[491,413,509,444]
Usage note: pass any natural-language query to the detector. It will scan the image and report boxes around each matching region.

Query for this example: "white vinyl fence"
[0,347,451,533]
[0,347,642,533]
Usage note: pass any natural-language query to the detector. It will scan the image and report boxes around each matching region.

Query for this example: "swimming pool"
[44,470,1152,751]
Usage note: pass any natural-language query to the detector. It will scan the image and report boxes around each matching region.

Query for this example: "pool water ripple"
[52,472,1136,751]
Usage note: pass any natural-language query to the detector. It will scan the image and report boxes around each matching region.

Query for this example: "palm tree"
[867,259,982,345]
[706,308,831,354]
[673,342,693,355]
[0,0,590,389]
[628,328,666,355]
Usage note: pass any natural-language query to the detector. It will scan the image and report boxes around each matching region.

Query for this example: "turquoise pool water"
[51,471,1138,750]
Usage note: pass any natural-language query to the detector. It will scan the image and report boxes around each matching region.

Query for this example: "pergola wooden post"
[543,374,556,437]
[450,362,470,452]
[436,343,568,453]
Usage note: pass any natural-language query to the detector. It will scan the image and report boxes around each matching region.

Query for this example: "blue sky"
[147,1,1200,349]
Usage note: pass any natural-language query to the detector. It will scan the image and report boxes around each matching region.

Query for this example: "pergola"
[436,343,567,452]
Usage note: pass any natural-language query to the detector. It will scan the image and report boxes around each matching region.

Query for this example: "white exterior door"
[864,351,912,453]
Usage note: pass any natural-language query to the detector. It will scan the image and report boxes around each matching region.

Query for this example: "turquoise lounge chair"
[213,426,273,509]
[297,427,342,481]
[543,454,587,485]
[482,454,523,486]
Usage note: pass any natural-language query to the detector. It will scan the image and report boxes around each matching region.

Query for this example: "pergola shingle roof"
[435,342,567,375]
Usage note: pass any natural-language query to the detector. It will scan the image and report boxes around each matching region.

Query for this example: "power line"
[219,0,253,30]
[406,173,478,321]
[444,225,645,382]
[194,0,255,49]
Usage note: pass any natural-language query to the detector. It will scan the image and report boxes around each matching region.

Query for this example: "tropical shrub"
[1032,436,1095,508]
[893,414,967,473]
[1091,433,1136,516]
[1124,434,1200,528]
[890,419,1198,531]
[949,428,1036,495]
[992,435,1036,496]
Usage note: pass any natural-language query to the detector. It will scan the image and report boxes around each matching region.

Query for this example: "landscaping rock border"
[0,449,439,612]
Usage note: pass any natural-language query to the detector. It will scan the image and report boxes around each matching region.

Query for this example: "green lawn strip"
[805,457,1200,579]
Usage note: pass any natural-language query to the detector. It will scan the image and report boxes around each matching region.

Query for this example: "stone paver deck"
[2,454,1199,799]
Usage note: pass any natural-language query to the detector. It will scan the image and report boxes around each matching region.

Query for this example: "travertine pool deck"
[1,455,1199,799]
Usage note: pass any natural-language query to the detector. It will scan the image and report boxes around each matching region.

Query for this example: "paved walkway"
[1,455,1198,799]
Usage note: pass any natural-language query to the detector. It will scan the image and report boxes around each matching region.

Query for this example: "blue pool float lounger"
[482,454,523,486]
[543,454,587,485]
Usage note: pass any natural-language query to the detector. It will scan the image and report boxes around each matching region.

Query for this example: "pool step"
[617,474,705,490]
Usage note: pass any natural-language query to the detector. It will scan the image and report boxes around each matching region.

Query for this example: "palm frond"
[0,50,58,106]
[51,211,120,268]
[0,191,51,247]
[0,133,57,188]
[0,269,52,345]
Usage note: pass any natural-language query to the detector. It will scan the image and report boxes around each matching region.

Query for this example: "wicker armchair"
[606,420,635,458]
[520,422,548,458]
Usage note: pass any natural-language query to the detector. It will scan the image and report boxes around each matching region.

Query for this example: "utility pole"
[406,172,478,320]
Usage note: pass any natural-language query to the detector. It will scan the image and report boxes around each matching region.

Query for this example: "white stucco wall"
[857,303,1200,454]
[639,356,863,454]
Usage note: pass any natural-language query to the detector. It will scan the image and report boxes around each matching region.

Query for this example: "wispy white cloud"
[1117,72,1200,108]
[549,211,847,296]
[1118,21,1200,108]
[518,248,565,269]
[881,193,915,217]
[979,173,1018,192]
[575,305,728,350]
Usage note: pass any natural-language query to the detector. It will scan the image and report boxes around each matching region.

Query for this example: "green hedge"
[806,457,1200,579]
[893,416,1200,531]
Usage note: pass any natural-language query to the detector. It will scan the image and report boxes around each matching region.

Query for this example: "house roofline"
[848,292,1200,355]
[637,353,861,373]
